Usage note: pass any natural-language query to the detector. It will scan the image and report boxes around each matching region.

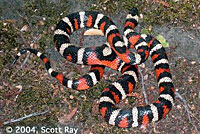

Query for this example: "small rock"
[124,99,128,104]
[70,95,74,100]
[103,6,107,10]
[148,25,152,32]
[149,86,155,90]
[190,104,195,111]
[140,14,144,20]
[177,104,182,109]
[51,26,55,31]
[190,61,196,65]
[144,74,148,80]
[188,76,193,83]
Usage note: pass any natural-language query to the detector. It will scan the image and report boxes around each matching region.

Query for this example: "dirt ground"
[0,0,200,134]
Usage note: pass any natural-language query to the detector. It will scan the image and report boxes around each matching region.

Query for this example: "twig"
[138,66,160,132]
[175,92,192,122]
[3,109,49,125]
[16,11,32,28]
[138,66,148,104]
[19,32,42,68]
[20,32,28,46]
[152,0,170,8]
[175,92,199,132]
[16,11,42,68]
[19,32,31,67]
[21,52,31,68]
[14,88,22,102]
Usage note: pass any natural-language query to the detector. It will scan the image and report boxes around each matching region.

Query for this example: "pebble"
[177,104,182,109]
[190,104,195,110]
[70,95,74,100]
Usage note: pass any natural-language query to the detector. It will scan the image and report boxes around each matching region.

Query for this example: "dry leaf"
[0,120,4,127]
[39,20,45,26]
[153,0,170,8]
[30,43,39,49]
[20,25,29,32]
[60,86,64,92]
[5,19,16,23]
[160,1,170,8]
[82,95,87,101]
[58,107,78,123]
[139,63,145,68]
[53,88,59,97]
[15,85,22,90]
[149,86,156,91]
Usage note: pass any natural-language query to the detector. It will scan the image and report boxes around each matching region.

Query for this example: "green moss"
[89,0,124,13]
[23,0,69,19]
[90,0,199,27]
[18,0,70,49]
[0,21,22,73]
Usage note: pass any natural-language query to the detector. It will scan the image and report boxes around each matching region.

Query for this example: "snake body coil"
[14,8,175,128]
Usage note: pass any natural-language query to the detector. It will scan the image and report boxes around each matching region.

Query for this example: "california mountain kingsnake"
[13,7,175,128]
